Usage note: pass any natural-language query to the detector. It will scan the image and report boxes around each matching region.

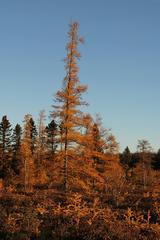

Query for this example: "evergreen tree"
[12,124,22,152]
[12,124,22,174]
[29,117,37,154]
[152,149,160,170]
[46,120,57,156]
[120,146,131,166]
[59,121,65,151]
[120,146,132,178]
[51,22,87,191]
[0,115,12,179]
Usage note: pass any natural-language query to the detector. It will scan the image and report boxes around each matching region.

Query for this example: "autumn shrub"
[1,193,160,240]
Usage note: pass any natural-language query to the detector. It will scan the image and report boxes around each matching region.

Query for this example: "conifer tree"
[29,117,37,154]
[52,22,87,191]
[153,149,160,170]
[120,146,132,178]
[46,119,57,156]
[120,146,132,166]
[12,124,22,174]
[21,114,35,192]
[59,121,65,151]
[0,115,12,179]
[12,124,22,152]
[82,117,106,168]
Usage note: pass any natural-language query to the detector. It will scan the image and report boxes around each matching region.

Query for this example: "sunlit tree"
[136,139,153,191]
[21,114,35,192]
[51,22,87,191]
[35,110,48,184]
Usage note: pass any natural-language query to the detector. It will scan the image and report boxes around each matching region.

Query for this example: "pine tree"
[46,119,57,157]
[120,146,132,178]
[29,117,37,154]
[153,149,160,170]
[59,121,65,151]
[12,124,22,152]
[12,124,22,174]
[51,22,87,191]
[0,115,12,180]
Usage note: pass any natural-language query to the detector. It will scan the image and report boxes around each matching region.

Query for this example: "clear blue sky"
[0,0,160,152]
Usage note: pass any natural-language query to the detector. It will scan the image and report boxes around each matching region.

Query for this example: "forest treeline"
[0,115,160,192]
[1,22,160,240]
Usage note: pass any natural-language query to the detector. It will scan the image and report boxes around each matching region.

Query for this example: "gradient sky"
[0,0,160,152]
